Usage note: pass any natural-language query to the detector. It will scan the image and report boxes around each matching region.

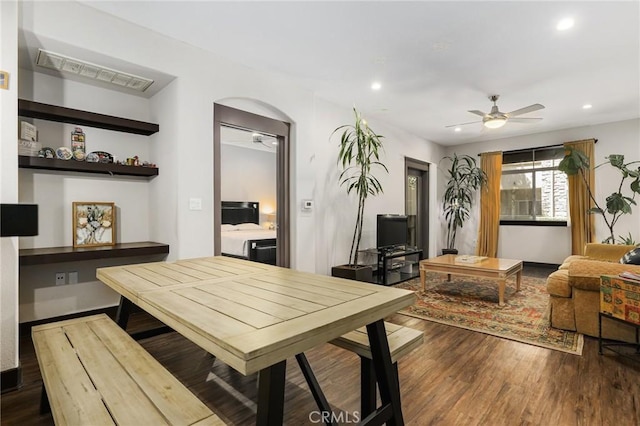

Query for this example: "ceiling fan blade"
[507,104,545,117]
[445,120,482,128]
[508,117,543,123]
[468,110,487,117]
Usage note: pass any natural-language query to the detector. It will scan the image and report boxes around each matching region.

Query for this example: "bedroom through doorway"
[213,104,291,267]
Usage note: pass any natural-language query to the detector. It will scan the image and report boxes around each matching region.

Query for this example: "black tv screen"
[1,204,38,237]
[377,214,408,249]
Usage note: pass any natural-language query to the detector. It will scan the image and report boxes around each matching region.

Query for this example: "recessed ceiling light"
[582,104,593,109]
[454,127,462,132]
[557,17,574,31]
[371,82,382,91]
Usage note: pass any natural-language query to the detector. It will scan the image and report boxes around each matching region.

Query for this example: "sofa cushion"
[569,259,640,291]
[584,243,637,262]
[620,247,640,264]
[559,255,587,270]
[546,269,571,297]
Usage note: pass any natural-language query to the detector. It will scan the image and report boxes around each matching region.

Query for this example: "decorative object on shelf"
[85,152,99,162]
[19,121,40,156]
[38,147,55,159]
[559,147,640,244]
[18,139,41,157]
[441,153,487,255]
[86,151,113,163]
[56,147,72,160]
[72,202,116,248]
[20,121,37,141]
[71,127,86,161]
[330,107,387,282]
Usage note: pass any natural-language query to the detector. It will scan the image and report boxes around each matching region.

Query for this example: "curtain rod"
[478,138,598,156]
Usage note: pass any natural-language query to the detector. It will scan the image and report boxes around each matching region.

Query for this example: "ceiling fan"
[446,95,545,129]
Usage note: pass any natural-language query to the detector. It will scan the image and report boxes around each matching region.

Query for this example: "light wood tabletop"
[97,255,415,425]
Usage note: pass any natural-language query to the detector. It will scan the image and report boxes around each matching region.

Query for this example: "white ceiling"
[78,1,639,146]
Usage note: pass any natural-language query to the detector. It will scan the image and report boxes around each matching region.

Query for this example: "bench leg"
[365,320,404,426]
[361,357,400,419]
[256,360,286,426]
[39,384,51,415]
[296,353,337,426]
[361,357,376,418]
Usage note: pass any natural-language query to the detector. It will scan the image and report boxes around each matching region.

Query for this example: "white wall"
[220,144,277,226]
[444,118,640,264]
[1,0,19,374]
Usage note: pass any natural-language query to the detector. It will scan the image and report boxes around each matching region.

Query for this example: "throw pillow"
[620,247,640,264]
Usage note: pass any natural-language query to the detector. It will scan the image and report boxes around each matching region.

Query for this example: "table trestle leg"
[39,383,51,415]
[256,360,286,426]
[296,353,337,426]
[115,296,133,330]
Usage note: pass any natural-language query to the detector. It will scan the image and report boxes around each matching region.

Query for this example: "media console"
[360,246,423,286]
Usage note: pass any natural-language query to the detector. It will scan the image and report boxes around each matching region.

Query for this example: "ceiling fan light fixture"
[483,117,507,129]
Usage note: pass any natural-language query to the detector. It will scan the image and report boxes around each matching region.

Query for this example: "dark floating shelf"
[20,241,170,266]
[18,156,158,177]
[18,99,159,136]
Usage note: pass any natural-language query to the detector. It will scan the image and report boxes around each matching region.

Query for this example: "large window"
[500,146,568,225]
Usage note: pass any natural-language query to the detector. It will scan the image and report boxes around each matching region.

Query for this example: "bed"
[221,201,277,265]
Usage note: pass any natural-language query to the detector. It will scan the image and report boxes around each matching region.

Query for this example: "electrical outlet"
[68,271,78,285]
[55,272,66,286]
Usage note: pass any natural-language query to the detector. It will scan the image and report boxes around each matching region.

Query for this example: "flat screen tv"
[376,214,408,249]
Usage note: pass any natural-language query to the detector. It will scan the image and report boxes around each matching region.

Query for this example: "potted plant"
[331,108,388,282]
[558,147,640,244]
[441,153,487,254]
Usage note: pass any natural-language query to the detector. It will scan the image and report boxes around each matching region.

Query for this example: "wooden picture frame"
[0,71,8,90]
[72,202,115,248]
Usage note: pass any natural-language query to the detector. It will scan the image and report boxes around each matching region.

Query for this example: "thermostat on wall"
[302,199,313,210]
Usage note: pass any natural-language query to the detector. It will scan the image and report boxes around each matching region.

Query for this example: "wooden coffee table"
[419,255,523,306]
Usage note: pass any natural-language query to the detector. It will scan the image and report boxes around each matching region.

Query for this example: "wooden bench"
[330,322,423,417]
[296,321,423,424]
[32,314,223,426]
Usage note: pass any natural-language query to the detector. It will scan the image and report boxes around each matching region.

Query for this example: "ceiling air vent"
[35,49,154,92]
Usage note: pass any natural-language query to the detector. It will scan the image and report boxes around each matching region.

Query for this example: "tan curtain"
[476,152,502,257]
[565,139,596,254]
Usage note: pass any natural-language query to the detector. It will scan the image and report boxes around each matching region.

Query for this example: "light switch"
[189,198,202,211]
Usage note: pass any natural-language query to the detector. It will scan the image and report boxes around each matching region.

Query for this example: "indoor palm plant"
[331,108,388,281]
[558,147,640,244]
[442,153,487,254]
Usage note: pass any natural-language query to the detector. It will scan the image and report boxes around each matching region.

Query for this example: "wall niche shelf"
[19,242,170,266]
[18,99,159,136]
[19,155,158,177]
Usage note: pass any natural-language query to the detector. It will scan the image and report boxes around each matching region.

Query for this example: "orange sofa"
[546,243,639,341]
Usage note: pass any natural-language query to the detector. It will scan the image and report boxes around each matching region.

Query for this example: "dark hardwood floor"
[2,266,639,425]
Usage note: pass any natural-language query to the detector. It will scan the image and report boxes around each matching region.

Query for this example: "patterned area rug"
[394,272,584,355]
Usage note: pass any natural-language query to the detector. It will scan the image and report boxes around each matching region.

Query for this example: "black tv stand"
[362,246,423,286]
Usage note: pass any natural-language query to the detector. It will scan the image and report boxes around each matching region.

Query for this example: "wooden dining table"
[96,256,415,425]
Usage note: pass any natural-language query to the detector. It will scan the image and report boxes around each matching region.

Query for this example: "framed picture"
[0,71,8,90]
[72,202,116,248]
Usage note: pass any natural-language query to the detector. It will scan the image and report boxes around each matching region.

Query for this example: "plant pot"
[441,248,458,256]
[331,264,373,283]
